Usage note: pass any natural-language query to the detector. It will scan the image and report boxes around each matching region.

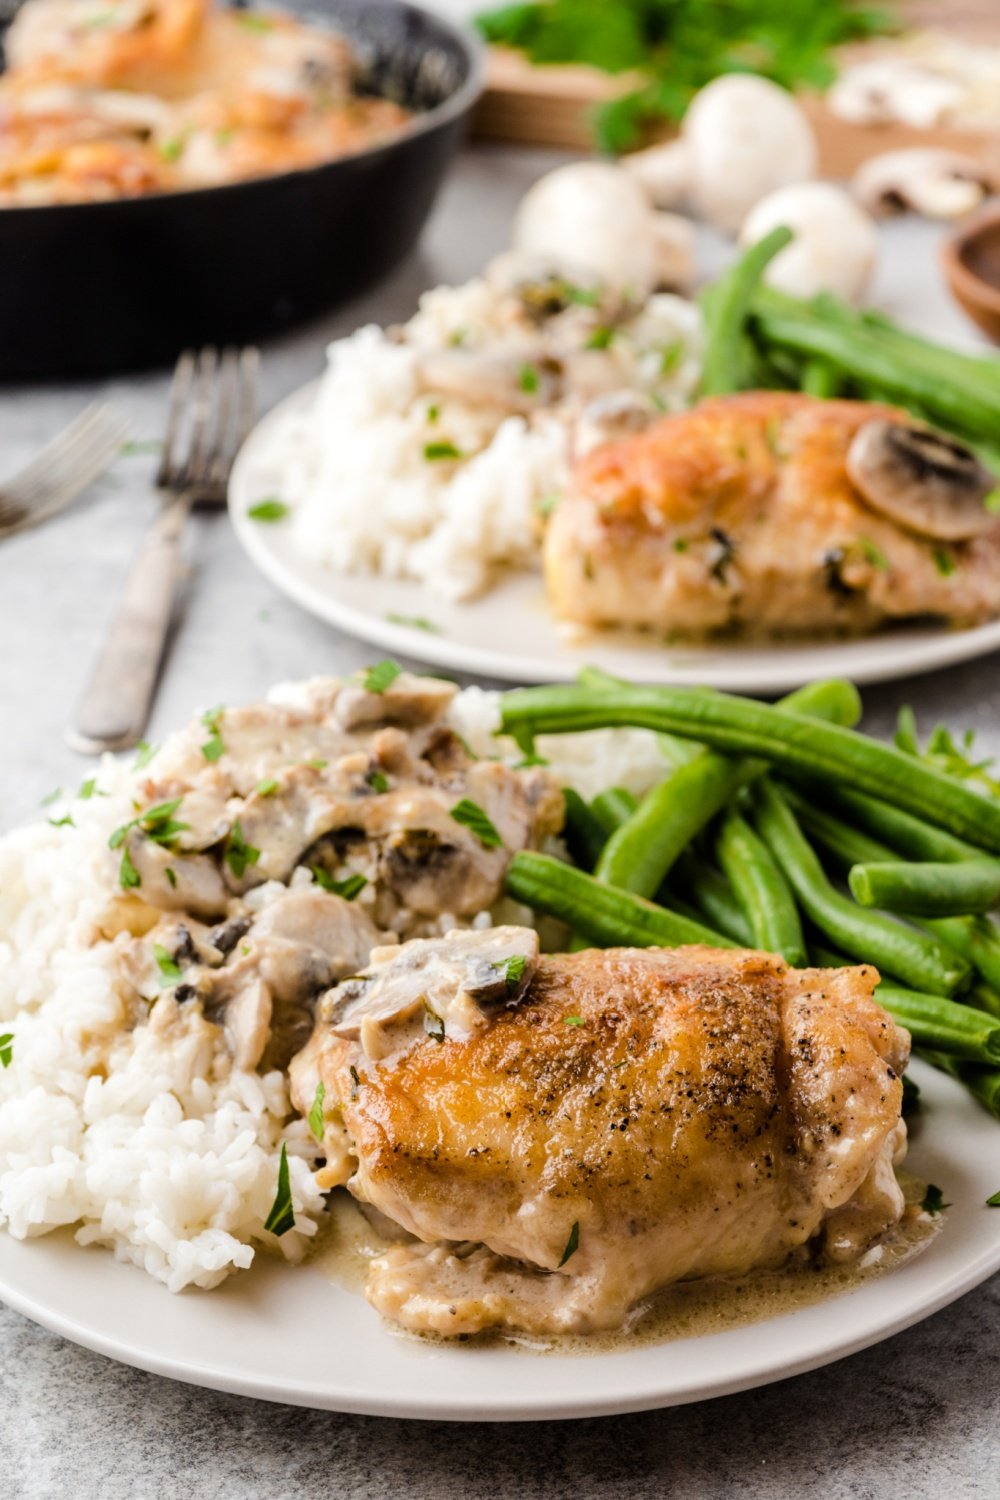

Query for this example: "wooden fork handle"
[68,494,192,754]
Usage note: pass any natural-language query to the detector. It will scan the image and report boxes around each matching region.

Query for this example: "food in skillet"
[291,933,909,1336]
[545,392,1000,637]
[0,0,412,204]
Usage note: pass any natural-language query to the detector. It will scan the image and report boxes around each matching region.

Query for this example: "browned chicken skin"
[545,392,1000,636]
[292,935,910,1337]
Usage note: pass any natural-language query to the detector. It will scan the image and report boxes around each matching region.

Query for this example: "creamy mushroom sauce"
[313,1171,939,1354]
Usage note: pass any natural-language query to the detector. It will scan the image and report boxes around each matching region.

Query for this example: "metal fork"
[0,404,131,540]
[68,346,259,755]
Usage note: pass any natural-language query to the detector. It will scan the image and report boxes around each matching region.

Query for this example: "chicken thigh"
[292,934,910,1336]
[545,391,1000,636]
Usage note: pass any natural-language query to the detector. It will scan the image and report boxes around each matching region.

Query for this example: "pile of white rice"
[253,273,703,601]
[0,685,666,1292]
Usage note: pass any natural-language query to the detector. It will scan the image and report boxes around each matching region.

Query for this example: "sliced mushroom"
[846,421,999,541]
[327,926,540,1058]
[853,149,994,221]
[414,347,564,414]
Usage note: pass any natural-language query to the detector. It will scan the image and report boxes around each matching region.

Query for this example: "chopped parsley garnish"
[306,759,328,771]
[423,1002,446,1044]
[933,549,956,577]
[200,705,226,763]
[364,659,402,694]
[585,326,614,351]
[312,868,367,901]
[215,127,235,147]
[560,281,601,308]
[247,498,289,522]
[423,440,463,461]
[239,11,272,31]
[165,867,178,889]
[986,488,1000,515]
[225,820,260,880]
[518,363,540,393]
[78,777,104,800]
[109,797,187,852]
[514,752,550,769]
[426,403,440,424]
[366,769,390,794]
[158,135,186,163]
[255,778,279,798]
[48,814,75,829]
[385,612,440,633]
[534,492,560,520]
[558,1221,580,1266]
[673,537,689,553]
[134,740,159,769]
[501,955,528,991]
[858,537,889,571]
[563,1014,585,1027]
[659,340,683,374]
[987,1190,1000,1207]
[153,943,182,985]
[349,1065,361,1099]
[921,1183,950,1216]
[40,787,62,807]
[119,845,141,890]
[307,1081,326,1143]
[263,1143,295,1237]
[0,1033,12,1069]
[450,798,503,849]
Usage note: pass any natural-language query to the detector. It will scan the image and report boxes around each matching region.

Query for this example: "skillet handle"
[67,494,191,754]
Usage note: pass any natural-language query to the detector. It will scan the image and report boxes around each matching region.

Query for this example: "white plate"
[2,1058,999,1420]
[229,386,1000,692]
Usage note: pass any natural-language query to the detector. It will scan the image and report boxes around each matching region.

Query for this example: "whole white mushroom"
[740,182,879,304]
[625,75,818,234]
[512,161,694,297]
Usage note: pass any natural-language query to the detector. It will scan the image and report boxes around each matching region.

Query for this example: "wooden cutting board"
[472,2,1000,176]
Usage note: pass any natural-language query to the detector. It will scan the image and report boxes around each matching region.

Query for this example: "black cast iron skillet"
[0,0,483,379]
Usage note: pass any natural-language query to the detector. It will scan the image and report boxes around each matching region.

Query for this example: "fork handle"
[68,494,192,754]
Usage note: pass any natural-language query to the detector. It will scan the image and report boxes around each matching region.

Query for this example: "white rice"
[0,688,666,1291]
[253,274,703,601]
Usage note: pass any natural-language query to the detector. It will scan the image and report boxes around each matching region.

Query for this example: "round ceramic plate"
[2,1058,999,1420]
[229,386,1000,692]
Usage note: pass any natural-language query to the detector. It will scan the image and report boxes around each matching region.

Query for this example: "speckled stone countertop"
[1,144,999,1498]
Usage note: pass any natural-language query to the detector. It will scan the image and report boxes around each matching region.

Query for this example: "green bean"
[716,808,805,964]
[699,226,794,398]
[561,788,607,871]
[500,684,1000,853]
[809,783,982,864]
[810,947,1000,1062]
[592,678,862,899]
[780,788,894,869]
[801,358,841,398]
[752,780,970,995]
[876,987,1000,1063]
[923,1053,1000,1120]
[504,852,734,951]
[969,985,1000,1020]
[922,915,1000,994]
[849,860,1000,917]
[670,851,754,945]
[590,787,638,836]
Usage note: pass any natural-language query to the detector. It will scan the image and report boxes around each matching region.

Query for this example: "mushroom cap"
[681,75,817,234]
[846,420,999,541]
[512,162,660,296]
[740,182,879,304]
[852,148,993,221]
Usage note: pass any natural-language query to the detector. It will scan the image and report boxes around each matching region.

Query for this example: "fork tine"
[0,405,130,536]
[181,346,220,490]
[207,346,240,489]
[237,346,260,447]
[1,404,121,502]
[156,349,196,489]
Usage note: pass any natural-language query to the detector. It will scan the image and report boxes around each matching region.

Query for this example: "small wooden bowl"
[942,203,1000,343]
